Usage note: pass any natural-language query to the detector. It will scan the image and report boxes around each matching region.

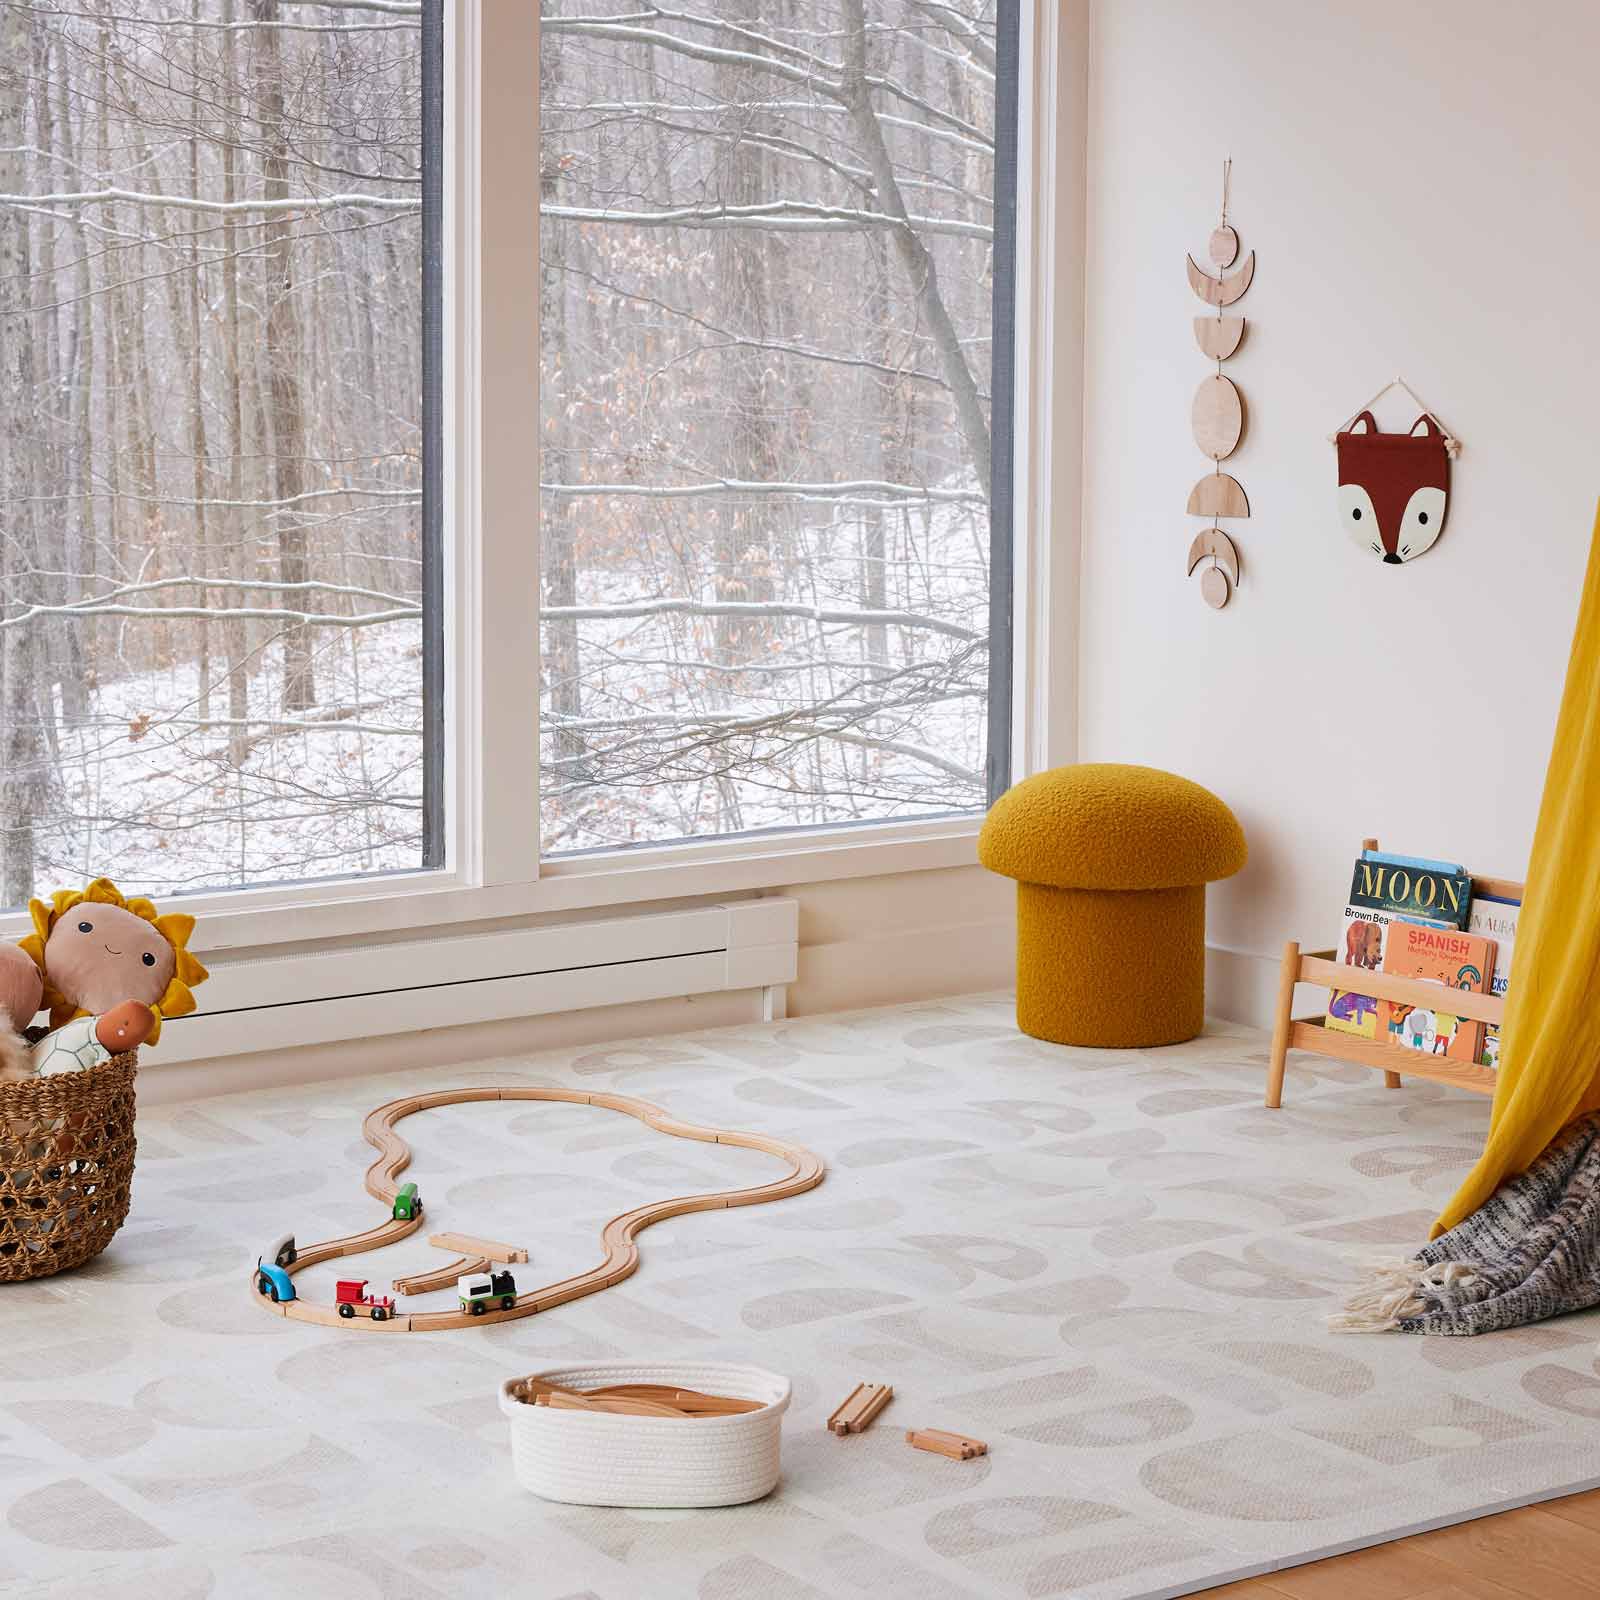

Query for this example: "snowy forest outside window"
[538,0,1017,853]
[0,1,443,908]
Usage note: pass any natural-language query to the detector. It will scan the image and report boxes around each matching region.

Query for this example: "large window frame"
[0,0,1079,959]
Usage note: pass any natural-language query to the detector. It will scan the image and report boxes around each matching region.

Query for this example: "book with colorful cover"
[1348,855,1473,930]
[1378,923,1497,1062]
[1326,852,1468,1039]
[1468,895,1521,1069]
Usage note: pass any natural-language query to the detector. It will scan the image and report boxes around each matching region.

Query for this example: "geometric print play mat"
[4,992,1599,1599]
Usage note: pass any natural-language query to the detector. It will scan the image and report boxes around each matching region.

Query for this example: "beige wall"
[1082,0,1600,1025]
[142,862,1015,1104]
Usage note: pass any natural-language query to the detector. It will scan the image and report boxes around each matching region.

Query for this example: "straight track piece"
[827,1382,893,1435]
[906,1428,986,1461]
[427,1232,529,1263]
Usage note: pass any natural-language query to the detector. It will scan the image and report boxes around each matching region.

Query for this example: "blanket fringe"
[1328,1255,1479,1333]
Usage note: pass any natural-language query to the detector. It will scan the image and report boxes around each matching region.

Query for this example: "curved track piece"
[392,1254,486,1297]
[257,1087,825,1333]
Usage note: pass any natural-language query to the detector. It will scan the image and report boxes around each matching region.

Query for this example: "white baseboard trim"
[1207,942,1325,1032]
[155,899,796,1066]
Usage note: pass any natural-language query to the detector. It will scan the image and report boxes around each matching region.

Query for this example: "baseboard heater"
[154,898,798,1065]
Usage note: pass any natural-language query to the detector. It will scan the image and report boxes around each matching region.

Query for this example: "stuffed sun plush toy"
[22,878,208,1041]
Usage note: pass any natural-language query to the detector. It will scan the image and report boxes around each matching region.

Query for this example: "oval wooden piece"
[1186,249,1255,308]
[1192,375,1243,460]
[1185,526,1240,586]
[1193,315,1245,361]
[1186,472,1250,519]
[1200,566,1230,609]
[1208,224,1239,267]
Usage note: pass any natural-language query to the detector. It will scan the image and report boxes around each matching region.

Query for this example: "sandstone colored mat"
[4,994,1599,1599]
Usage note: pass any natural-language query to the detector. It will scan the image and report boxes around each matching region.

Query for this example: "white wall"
[1081,0,1600,1023]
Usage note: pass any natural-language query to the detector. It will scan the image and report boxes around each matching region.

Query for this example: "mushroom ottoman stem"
[1016,881,1206,1048]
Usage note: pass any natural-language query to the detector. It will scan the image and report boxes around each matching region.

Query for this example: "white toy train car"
[458,1269,517,1314]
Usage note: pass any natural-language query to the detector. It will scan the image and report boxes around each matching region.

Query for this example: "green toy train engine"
[392,1182,422,1221]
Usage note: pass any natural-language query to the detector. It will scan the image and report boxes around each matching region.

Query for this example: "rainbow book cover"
[1378,923,1497,1062]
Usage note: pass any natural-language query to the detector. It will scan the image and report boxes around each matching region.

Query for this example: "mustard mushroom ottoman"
[978,763,1246,1047]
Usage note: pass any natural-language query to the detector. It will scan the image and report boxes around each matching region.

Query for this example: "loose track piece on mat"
[254,1086,825,1333]
[906,1428,987,1461]
[827,1383,894,1435]
[426,1232,528,1264]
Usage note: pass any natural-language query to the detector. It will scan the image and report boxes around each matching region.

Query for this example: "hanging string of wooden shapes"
[1184,159,1250,609]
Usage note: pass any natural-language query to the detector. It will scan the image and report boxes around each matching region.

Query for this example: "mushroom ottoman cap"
[979,764,1246,1047]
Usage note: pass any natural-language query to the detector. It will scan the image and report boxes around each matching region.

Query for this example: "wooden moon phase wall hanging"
[1185,160,1253,608]
[1186,250,1255,307]
[1194,316,1244,361]
[1187,528,1240,611]
[1192,375,1244,460]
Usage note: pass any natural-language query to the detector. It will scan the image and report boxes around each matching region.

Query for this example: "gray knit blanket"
[1332,1110,1600,1335]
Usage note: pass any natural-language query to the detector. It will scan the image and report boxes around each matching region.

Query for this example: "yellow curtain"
[1434,500,1600,1236]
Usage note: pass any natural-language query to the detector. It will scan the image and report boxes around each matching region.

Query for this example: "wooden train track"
[254,1085,825,1333]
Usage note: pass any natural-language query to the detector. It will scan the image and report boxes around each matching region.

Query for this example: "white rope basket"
[499,1361,791,1508]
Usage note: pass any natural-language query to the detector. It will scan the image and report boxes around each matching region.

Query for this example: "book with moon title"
[1325,852,1470,1039]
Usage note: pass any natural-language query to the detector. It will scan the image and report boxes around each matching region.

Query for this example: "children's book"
[1468,895,1521,1069]
[1378,923,1497,1063]
[1348,854,1473,930]
[1325,848,1465,1039]
[1360,849,1466,875]
[1326,905,1449,1037]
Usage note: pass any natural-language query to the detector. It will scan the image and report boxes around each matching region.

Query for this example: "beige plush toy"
[0,877,208,1083]
[20,877,207,1043]
[0,943,43,1083]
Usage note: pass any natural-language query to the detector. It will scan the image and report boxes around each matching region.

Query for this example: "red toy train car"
[335,1278,395,1321]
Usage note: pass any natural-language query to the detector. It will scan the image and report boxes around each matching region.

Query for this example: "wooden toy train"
[252,1180,426,1310]
[252,1186,522,1318]
[249,1084,825,1333]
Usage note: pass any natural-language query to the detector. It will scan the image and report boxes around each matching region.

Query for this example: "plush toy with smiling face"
[18,878,208,1047]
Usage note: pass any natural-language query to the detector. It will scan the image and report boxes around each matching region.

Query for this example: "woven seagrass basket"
[0,1052,137,1281]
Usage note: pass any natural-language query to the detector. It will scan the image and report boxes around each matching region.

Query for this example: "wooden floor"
[1200,1489,1600,1599]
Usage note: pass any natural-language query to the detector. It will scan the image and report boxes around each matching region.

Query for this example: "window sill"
[0,814,985,958]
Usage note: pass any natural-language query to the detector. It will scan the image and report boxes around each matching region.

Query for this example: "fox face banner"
[1336,411,1451,565]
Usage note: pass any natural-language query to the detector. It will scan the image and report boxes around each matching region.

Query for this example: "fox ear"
[1409,413,1443,439]
[1346,411,1377,435]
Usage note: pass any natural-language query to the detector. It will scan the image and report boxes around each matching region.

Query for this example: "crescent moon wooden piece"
[1193,316,1245,361]
[1186,472,1250,519]
[1187,249,1255,308]
[1186,526,1240,586]
[1192,375,1244,460]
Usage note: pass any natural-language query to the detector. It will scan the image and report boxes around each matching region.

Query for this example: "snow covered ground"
[28,481,990,901]
[38,620,427,901]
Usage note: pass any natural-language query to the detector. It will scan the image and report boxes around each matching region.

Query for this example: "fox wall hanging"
[1331,379,1462,566]
[1184,159,1249,609]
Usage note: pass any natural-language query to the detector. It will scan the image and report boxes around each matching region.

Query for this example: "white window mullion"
[451,0,541,889]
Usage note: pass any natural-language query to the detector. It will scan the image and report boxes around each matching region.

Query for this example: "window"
[0,0,443,908]
[537,0,1018,854]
